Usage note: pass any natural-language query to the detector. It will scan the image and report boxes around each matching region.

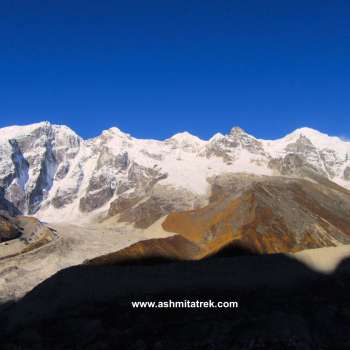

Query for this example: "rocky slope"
[0,212,22,243]
[0,222,159,303]
[88,173,350,265]
[1,122,350,228]
[87,235,201,265]
[163,174,350,254]
[0,213,56,260]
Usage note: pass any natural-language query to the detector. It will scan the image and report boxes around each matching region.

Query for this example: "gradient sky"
[0,0,349,140]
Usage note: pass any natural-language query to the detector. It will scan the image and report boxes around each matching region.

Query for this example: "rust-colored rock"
[87,235,202,265]
[0,213,21,242]
[162,175,350,255]
[87,175,350,265]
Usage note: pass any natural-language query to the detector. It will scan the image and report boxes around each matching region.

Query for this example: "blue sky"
[0,0,349,140]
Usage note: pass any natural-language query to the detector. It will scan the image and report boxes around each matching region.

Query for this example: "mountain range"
[1,121,350,223]
[1,122,350,301]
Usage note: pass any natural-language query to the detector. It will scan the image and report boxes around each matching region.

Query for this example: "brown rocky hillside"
[163,175,350,254]
[88,174,350,264]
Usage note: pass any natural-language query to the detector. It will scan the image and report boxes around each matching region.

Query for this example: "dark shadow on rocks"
[1,248,350,350]
[90,255,180,266]
[209,242,258,258]
[0,189,21,217]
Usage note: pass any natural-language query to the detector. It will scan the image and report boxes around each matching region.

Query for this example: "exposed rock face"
[0,122,81,216]
[204,127,267,163]
[285,135,324,170]
[0,212,21,242]
[268,153,320,177]
[0,211,56,257]
[109,184,205,228]
[80,186,115,213]
[229,127,268,156]
[0,188,21,216]
[161,174,350,255]
[0,123,350,228]
[6,140,29,212]
[344,166,350,181]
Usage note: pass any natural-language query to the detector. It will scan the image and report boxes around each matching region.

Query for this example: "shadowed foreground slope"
[1,248,350,350]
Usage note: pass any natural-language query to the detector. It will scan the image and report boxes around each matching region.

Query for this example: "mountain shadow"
[1,246,350,350]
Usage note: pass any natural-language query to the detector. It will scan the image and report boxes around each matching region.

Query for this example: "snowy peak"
[0,121,80,142]
[0,122,350,224]
[286,126,325,138]
[205,126,268,160]
[229,126,252,137]
[271,127,349,154]
[100,127,131,139]
[166,132,206,153]
[168,131,204,144]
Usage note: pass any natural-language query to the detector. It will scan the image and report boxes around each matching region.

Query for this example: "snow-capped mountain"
[1,122,350,225]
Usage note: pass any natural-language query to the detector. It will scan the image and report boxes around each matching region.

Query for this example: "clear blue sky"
[1,0,349,140]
